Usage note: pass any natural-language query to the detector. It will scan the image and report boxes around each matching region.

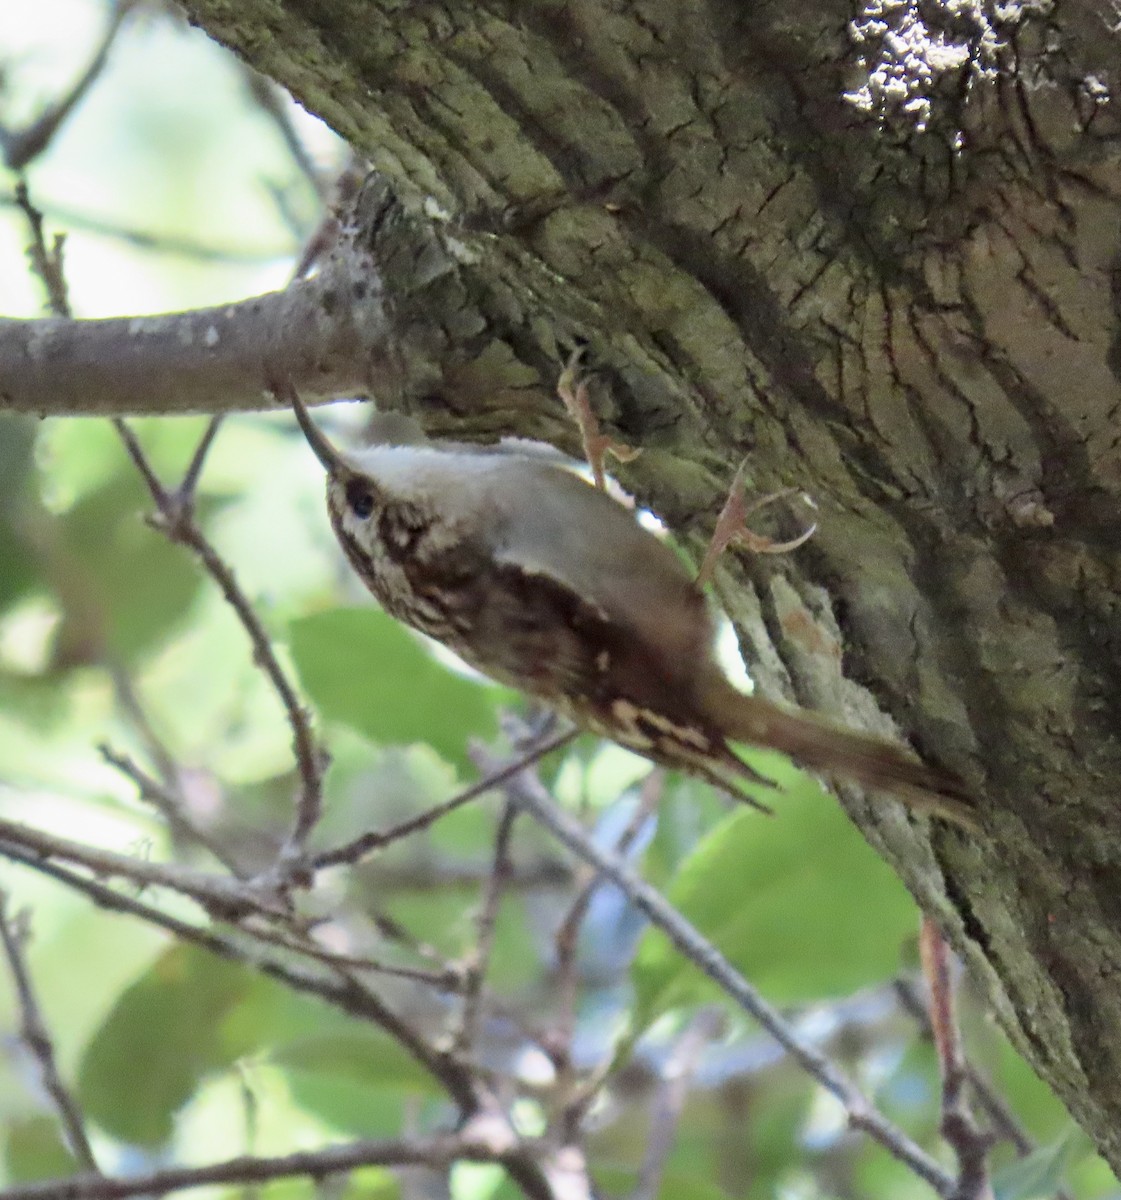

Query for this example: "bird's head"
[289,391,384,560]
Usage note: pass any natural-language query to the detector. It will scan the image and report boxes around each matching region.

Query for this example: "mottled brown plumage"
[292,394,976,829]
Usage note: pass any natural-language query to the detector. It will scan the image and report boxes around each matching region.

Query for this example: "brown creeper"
[290,393,975,829]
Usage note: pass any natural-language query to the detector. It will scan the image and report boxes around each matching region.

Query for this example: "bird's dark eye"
[345,480,376,520]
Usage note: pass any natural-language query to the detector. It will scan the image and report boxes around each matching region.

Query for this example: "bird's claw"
[557,348,640,491]
[696,459,817,587]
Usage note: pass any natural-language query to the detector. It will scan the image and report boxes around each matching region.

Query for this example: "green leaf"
[633,758,918,1025]
[77,938,443,1149]
[274,1027,442,1137]
[282,1072,408,1139]
[339,1167,401,1199]
[273,1029,444,1094]
[986,1034,1072,1139]
[3,1116,77,1183]
[0,414,42,613]
[451,1163,505,1200]
[229,988,444,1135]
[78,945,255,1145]
[993,1129,1090,1200]
[54,476,211,664]
[290,607,514,773]
[0,525,38,616]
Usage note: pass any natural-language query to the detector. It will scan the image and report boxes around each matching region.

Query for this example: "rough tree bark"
[9,0,1121,1177]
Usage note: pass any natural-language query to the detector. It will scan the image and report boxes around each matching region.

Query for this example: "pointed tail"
[715,684,977,829]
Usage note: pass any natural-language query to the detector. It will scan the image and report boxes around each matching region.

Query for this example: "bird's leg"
[696,459,818,588]
[557,348,640,491]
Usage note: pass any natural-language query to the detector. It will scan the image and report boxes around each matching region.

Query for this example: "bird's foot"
[557,347,640,491]
[696,459,818,587]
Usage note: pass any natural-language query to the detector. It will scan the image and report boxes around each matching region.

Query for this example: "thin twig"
[553,770,663,1070]
[167,482,325,866]
[107,413,161,492]
[239,65,331,200]
[27,168,325,873]
[314,728,578,869]
[237,917,465,992]
[18,188,275,882]
[0,814,459,992]
[893,976,1049,1165]
[630,1008,723,1200]
[0,846,481,1115]
[451,796,518,1053]
[180,415,225,497]
[106,666,181,791]
[920,917,996,1200]
[3,845,563,1198]
[0,818,289,922]
[366,908,461,970]
[352,907,549,1059]
[98,743,242,874]
[0,893,99,1173]
[0,1127,528,1200]
[0,193,295,261]
[108,187,360,868]
[1,1,136,172]
[111,421,326,867]
[365,856,570,893]
[474,744,956,1198]
[15,182,71,317]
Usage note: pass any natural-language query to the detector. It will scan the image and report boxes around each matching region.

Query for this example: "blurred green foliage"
[0,4,1114,1200]
[291,607,514,776]
[634,760,918,1025]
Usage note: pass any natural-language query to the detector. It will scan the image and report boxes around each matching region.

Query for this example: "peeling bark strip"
[4,0,1121,1175]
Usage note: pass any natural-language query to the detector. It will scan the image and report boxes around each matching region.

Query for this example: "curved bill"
[287,389,348,475]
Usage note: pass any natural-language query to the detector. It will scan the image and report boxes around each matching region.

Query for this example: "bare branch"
[451,796,518,1054]
[314,728,578,870]
[0,816,288,921]
[630,1008,723,1200]
[0,263,386,417]
[14,183,71,317]
[98,743,242,875]
[920,917,996,1200]
[0,846,483,1119]
[553,770,663,1073]
[0,1125,532,1200]
[110,416,327,868]
[0,894,99,1173]
[473,740,956,1197]
[0,1,137,171]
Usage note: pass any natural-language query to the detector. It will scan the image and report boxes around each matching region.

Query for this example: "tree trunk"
[161,0,1121,1173]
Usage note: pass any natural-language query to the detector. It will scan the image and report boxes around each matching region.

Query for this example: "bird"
[287,388,976,829]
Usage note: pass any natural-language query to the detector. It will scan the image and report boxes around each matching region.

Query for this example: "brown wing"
[468,558,642,706]
[490,459,719,700]
[469,559,775,801]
